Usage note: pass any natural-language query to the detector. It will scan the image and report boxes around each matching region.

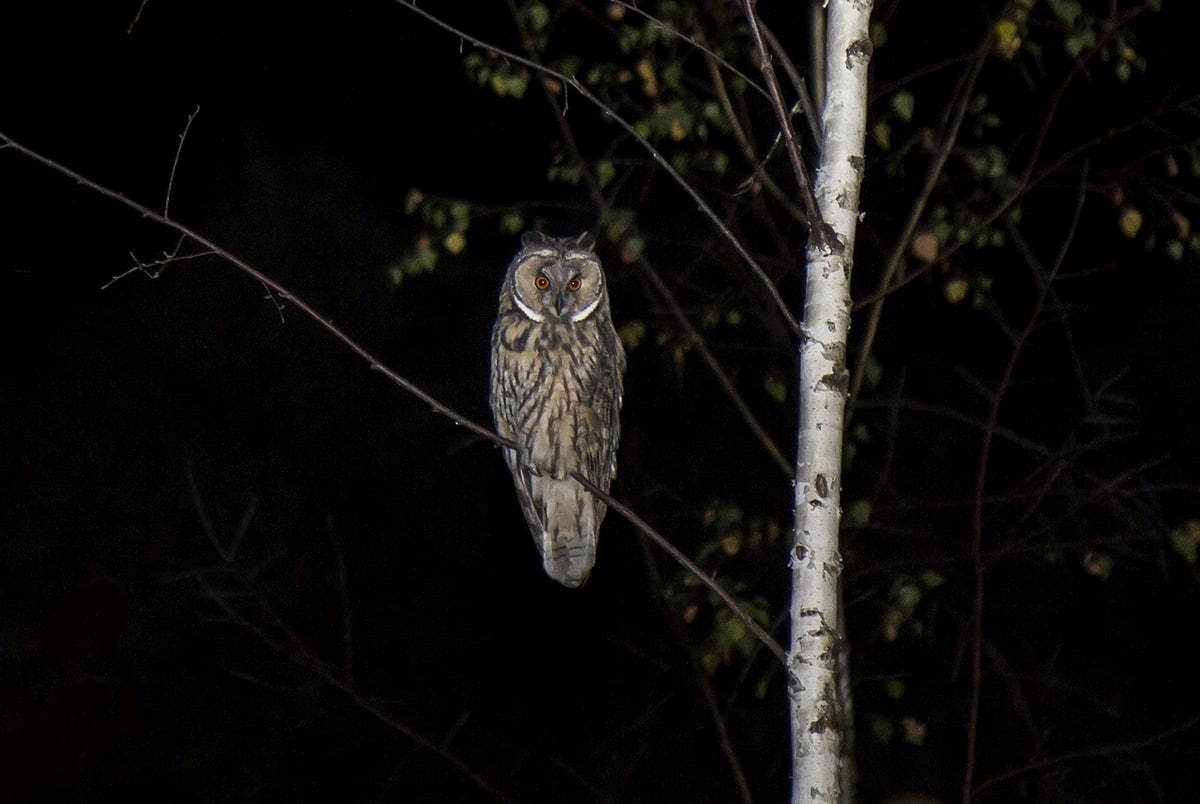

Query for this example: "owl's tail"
[533,476,601,588]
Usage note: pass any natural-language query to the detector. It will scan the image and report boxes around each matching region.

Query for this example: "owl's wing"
[492,412,546,538]
[585,337,626,489]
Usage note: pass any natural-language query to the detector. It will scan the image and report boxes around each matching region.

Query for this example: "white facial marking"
[570,294,602,322]
[513,292,545,322]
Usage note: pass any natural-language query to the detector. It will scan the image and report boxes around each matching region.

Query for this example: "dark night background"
[4,1,1200,802]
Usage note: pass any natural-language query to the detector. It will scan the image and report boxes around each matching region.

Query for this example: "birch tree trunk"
[789,1,873,801]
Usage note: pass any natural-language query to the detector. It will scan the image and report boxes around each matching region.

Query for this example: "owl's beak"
[550,289,570,319]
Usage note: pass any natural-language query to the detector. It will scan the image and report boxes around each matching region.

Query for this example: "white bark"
[789,1,873,802]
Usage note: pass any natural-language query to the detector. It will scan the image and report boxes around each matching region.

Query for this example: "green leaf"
[870,22,888,49]
[872,121,892,151]
[505,71,529,99]
[885,679,905,700]
[846,499,872,528]
[920,570,945,589]
[525,2,549,33]
[617,320,646,349]
[1170,521,1200,564]
[602,208,635,241]
[890,91,915,123]
[763,374,787,405]
[595,160,616,189]
[500,212,524,235]
[944,277,970,304]
[895,583,921,610]
[1065,29,1096,58]
[1167,239,1184,262]
[1052,0,1082,27]
[865,354,884,389]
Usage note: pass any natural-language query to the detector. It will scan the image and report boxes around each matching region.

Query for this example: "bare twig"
[127,0,150,34]
[973,710,1200,798]
[639,255,793,476]
[0,132,506,450]
[962,163,1089,803]
[0,129,783,663]
[738,0,831,248]
[635,520,755,804]
[102,233,214,289]
[505,3,792,476]
[394,0,803,337]
[609,0,770,101]
[848,38,990,412]
[574,471,787,665]
[704,53,809,226]
[165,105,199,217]
[199,573,516,802]
[759,18,822,149]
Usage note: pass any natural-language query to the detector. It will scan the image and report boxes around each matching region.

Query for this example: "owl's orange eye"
[566,277,582,292]
[534,275,550,291]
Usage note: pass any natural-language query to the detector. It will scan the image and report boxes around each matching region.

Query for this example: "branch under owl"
[0,129,786,666]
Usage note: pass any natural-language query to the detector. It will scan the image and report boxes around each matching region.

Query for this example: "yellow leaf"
[944,277,969,304]
[636,58,658,97]
[443,232,466,254]
[1119,207,1143,238]
[911,232,939,262]
[994,19,1021,60]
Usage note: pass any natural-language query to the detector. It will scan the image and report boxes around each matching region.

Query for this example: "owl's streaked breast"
[494,313,612,480]
[488,231,624,587]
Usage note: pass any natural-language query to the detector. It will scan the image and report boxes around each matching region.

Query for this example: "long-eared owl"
[489,231,626,588]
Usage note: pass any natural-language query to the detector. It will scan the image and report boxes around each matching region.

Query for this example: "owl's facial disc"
[512,247,604,323]
[569,293,601,322]
[512,291,545,322]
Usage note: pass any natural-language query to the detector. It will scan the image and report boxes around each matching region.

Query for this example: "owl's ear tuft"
[571,231,596,251]
[521,230,551,250]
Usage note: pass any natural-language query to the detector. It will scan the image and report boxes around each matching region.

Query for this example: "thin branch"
[0,131,506,450]
[962,163,1089,803]
[705,53,809,225]
[848,38,990,412]
[635,516,755,804]
[639,255,793,476]
[393,0,802,337]
[196,574,516,802]
[165,105,199,217]
[608,0,769,101]
[0,129,784,664]
[127,0,150,34]
[575,471,787,666]
[759,18,822,149]
[506,3,792,476]
[103,233,214,289]
[973,710,1200,798]
[738,0,831,248]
